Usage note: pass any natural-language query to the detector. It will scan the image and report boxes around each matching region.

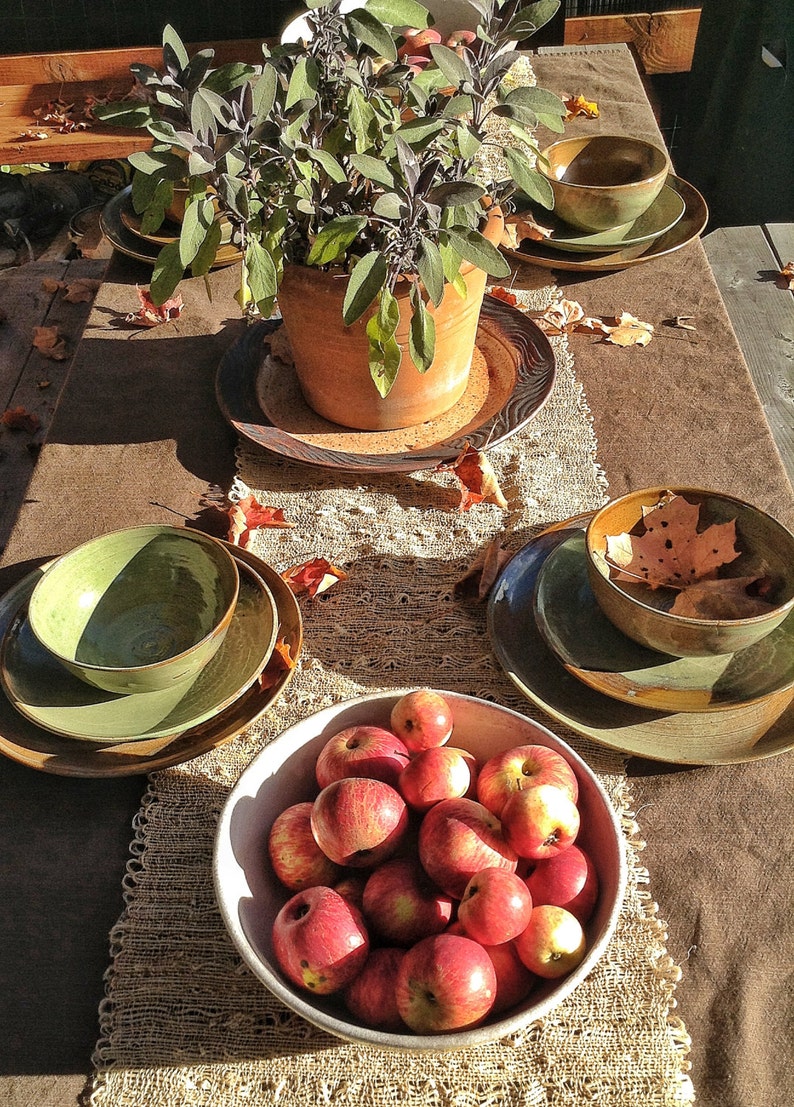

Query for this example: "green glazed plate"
[533,529,794,712]
[1,561,278,742]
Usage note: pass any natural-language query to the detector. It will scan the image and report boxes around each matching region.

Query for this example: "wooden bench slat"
[564,8,701,74]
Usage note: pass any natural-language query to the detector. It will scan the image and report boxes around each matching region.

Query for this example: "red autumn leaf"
[562,92,599,120]
[2,406,41,433]
[32,325,69,360]
[779,261,794,291]
[440,444,508,512]
[226,494,295,548]
[125,287,184,327]
[281,558,348,598]
[489,287,519,307]
[258,636,298,690]
[605,492,741,591]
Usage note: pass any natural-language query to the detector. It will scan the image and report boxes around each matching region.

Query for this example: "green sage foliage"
[95,0,565,394]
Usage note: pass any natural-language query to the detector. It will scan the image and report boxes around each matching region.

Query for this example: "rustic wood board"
[564,8,701,74]
[703,224,794,486]
[0,255,108,552]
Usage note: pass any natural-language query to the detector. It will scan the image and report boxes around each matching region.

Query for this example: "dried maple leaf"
[1,406,41,433]
[454,536,513,601]
[63,278,102,303]
[670,576,776,620]
[489,287,519,307]
[605,492,740,591]
[32,325,68,360]
[603,312,654,347]
[226,494,295,548]
[537,299,586,335]
[778,261,794,291]
[258,636,298,690]
[440,444,508,512]
[125,287,184,326]
[562,92,599,120]
[282,558,348,598]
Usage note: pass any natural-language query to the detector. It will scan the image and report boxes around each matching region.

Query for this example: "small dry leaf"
[32,324,69,360]
[454,536,513,601]
[537,299,586,335]
[562,92,599,120]
[489,287,519,307]
[41,277,66,293]
[670,576,776,620]
[1,406,41,433]
[501,212,553,248]
[63,278,102,303]
[605,492,740,590]
[125,287,184,327]
[778,261,794,291]
[265,325,294,365]
[440,443,508,513]
[258,636,298,690]
[603,312,654,347]
[18,130,49,141]
[226,493,295,548]
[282,558,348,599]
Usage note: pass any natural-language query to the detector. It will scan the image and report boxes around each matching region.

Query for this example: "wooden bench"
[0,40,267,166]
[703,224,794,484]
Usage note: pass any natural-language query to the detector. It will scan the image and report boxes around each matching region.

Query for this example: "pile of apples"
[267,690,599,1036]
[396,26,479,73]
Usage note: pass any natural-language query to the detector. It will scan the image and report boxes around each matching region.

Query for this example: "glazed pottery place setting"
[501,134,709,274]
[487,487,794,765]
[0,525,303,776]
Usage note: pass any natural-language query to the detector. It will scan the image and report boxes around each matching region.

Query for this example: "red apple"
[513,904,586,979]
[390,689,453,752]
[396,27,443,59]
[476,743,579,817]
[343,947,407,1031]
[315,725,410,789]
[457,867,533,945]
[524,844,599,925]
[501,783,580,860]
[395,933,497,1033]
[445,29,478,57]
[418,796,517,899]
[362,856,454,945]
[267,801,344,891]
[333,872,368,912]
[311,777,409,868]
[271,885,370,994]
[484,941,537,1014]
[398,745,471,811]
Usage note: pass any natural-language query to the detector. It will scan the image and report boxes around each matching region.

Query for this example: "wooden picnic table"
[0,42,792,1107]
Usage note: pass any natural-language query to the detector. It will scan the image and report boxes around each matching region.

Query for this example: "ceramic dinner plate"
[487,516,794,764]
[0,545,303,777]
[533,528,794,712]
[0,562,278,742]
[512,182,685,254]
[100,187,242,268]
[501,175,708,273]
[216,294,557,473]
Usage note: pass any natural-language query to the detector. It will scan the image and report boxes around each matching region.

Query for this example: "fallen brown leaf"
[32,325,69,360]
[282,558,348,599]
[1,406,41,433]
[603,311,654,347]
[454,536,513,601]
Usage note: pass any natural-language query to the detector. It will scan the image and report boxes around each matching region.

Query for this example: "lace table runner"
[88,270,693,1105]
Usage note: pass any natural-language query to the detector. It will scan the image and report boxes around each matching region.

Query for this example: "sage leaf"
[179,198,214,267]
[428,43,474,89]
[190,219,223,277]
[286,57,320,110]
[364,0,430,28]
[409,286,435,372]
[446,227,511,278]
[417,238,445,306]
[504,146,555,208]
[343,251,388,325]
[162,24,189,71]
[245,239,279,312]
[150,241,185,305]
[349,153,395,188]
[307,214,368,266]
[346,10,398,62]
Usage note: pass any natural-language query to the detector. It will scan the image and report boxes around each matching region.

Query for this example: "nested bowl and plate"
[0,545,302,777]
[213,689,626,1050]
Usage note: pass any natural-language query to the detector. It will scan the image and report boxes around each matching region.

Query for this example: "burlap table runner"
[87,264,694,1103]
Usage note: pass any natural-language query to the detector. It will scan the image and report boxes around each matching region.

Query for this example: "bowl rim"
[538,134,670,190]
[213,688,627,1051]
[27,524,240,676]
[585,486,794,628]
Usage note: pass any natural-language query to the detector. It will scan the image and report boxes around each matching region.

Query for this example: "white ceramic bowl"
[214,689,626,1050]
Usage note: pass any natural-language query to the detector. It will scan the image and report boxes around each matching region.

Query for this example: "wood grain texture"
[703,225,794,487]
[564,9,701,73]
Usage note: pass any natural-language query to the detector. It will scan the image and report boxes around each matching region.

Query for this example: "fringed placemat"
[89,276,694,1105]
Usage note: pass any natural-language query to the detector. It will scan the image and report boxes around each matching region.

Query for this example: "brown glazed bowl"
[538,135,670,232]
[585,488,794,657]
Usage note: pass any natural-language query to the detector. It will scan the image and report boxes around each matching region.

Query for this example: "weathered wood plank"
[703,224,794,485]
[564,9,701,74]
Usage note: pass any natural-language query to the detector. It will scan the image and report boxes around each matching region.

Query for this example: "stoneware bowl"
[28,525,240,695]
[585,488,794,658]
[213,689,626,1051]
[538,135,670,233]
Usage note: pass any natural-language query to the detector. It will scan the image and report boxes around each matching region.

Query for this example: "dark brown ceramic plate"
[215,294,556,473]
[0,545,302,777]
[501,175,708,273]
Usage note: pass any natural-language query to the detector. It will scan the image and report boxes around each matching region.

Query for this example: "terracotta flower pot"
[275,207,505,431]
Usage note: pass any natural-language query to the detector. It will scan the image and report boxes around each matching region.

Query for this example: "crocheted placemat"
[88,275,693,1105]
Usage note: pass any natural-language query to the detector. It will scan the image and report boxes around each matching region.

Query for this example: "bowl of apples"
[213,689,626,1050]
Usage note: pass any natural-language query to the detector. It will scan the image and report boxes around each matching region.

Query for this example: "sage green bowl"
[27,525,240,694]
[585,488,794,658]
[538,135,670,233]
